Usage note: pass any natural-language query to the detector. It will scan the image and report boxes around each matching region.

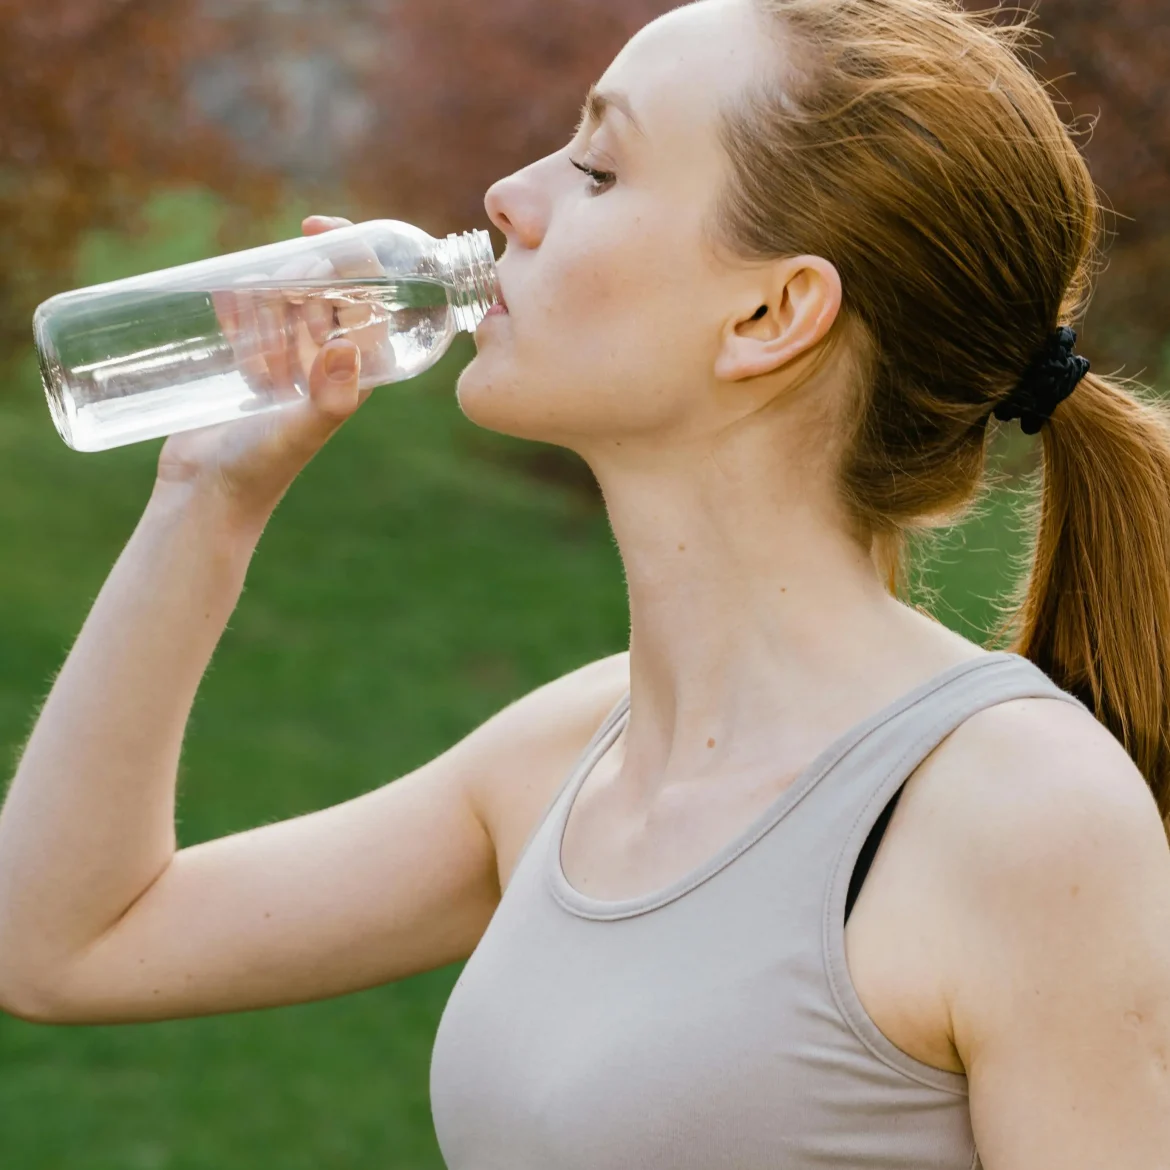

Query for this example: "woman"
[2,0,1169,1165]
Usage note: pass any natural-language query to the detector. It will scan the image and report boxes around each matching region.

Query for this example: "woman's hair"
[714,0,1170,820]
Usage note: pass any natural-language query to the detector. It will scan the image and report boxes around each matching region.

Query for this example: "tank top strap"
[821,651,1088,1087]
[508,686,632,880]
[825,650,1087,884]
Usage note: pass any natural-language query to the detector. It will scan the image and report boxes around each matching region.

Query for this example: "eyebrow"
[576,85,647,138]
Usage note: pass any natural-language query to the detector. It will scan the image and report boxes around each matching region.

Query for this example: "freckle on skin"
[707,737,716,748]
[678,543,686,552]
[780,587,787,593]
[1070,884,1080,896]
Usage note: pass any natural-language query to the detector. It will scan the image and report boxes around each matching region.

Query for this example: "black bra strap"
[844,783,906,924]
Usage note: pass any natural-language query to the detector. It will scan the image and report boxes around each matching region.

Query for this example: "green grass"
[0,188,1035,1169]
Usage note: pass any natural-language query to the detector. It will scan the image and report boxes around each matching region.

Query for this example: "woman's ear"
[713,254,842,382]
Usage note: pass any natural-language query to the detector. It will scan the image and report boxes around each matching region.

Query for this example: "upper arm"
[934,702,1170,1168]
[9,651,628,1025]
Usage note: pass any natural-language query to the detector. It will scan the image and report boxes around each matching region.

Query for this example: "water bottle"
[33,219,500,452]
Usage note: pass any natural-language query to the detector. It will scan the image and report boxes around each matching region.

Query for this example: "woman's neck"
[589,433,979,801]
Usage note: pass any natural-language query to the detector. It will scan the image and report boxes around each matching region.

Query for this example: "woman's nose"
[484,170,546,250]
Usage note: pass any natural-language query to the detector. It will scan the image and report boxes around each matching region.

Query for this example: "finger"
[295,220,394,386]
[324,238,386,367]
[227,274,276,394]
[335,292,377,350]
[272,254,317,307]
[337,303,398,384]
[267,255,333,387]
[257,294,297,396]
[230,272,297,397]
[329,236,382,282]
[306,339,363,424]
[302,257,339,347]
[211,287,241,348]
[301,232,395,382]
[267,341,365,469]
[302,214,354,236]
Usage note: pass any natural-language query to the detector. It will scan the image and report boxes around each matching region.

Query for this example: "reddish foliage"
[349,0,673,234]
[978,0,1170,370]
[0,0,280,355]
[1024,0,1170,233]
[1,0,1166,375]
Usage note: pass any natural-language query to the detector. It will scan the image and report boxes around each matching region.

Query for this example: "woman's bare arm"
[0,484,257,1017]
[910,699,1170,1167]
[0,471,627,1024]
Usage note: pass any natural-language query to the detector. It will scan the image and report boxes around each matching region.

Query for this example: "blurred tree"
[0,0,281,357]
[349,0,674,236]
[1031,0,1170,224]
[1020,0,1170,374]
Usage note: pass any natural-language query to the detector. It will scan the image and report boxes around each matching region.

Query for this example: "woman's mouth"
[491,271,509,312]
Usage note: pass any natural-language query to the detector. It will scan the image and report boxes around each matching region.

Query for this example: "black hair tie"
[991,325,1091,435]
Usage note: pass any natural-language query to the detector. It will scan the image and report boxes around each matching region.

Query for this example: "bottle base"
[34,304,80,451]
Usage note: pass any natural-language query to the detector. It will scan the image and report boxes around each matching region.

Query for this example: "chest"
[433,752,977,1170]
[557,755,963,1075]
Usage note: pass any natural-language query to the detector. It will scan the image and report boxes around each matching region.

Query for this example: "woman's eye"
[570,158,616,195]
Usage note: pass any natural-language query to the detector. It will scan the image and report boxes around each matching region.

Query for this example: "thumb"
[307,340,364,425]
[278,341,365,460]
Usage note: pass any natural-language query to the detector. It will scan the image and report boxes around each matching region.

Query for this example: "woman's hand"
[154,215,390,534]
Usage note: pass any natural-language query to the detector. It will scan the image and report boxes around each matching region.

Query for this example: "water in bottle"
[33,221,499,452]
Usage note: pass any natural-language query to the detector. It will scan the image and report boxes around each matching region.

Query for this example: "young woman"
[2,0,1169,1166]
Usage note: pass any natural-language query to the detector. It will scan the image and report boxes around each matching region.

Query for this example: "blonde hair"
[715,0,1170,817]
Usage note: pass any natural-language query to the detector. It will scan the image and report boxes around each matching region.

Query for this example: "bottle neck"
[442,229,499,332]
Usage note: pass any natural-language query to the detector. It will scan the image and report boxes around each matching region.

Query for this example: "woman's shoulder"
[913,688,1161,875]
[894,681,1170,1112]
[465,650,630,890]
[903,684,1169,998]
[935,683,1147,812]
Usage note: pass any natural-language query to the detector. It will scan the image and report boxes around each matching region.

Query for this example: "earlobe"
[714,255,842,383]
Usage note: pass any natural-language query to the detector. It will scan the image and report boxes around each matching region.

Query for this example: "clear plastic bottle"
[33,220,500,452]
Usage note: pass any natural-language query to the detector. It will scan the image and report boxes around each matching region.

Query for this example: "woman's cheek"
[545,215,639,316]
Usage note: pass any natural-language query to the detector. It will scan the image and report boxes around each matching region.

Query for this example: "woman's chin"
[454,368,550,441]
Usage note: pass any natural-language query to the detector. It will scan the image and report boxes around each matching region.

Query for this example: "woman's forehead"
[597,0,766,144]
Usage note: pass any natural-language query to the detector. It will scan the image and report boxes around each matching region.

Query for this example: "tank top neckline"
[547,649,1021,921]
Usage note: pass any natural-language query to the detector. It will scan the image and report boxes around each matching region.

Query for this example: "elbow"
[0,994,65,1025]
[0,992,62,1025]
[0,966,73,1025]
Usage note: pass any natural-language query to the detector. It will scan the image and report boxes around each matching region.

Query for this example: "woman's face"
[457,0,789,454]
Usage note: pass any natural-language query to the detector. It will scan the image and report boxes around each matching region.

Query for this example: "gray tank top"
[430,651,1086,1169]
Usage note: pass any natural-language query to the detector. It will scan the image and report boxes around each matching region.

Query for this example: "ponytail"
[1001,371,1170,823]
[719,0,1170,814]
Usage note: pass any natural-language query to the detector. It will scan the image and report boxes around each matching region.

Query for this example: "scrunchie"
[991,325,1091,435]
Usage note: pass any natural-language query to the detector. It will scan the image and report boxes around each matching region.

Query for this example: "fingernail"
[325,345,358,380]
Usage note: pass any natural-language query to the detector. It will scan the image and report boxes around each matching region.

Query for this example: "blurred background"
[0,1,1166,1167]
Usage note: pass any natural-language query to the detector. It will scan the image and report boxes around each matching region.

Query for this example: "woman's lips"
[484,303,509,318]
[492,272,508,311]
